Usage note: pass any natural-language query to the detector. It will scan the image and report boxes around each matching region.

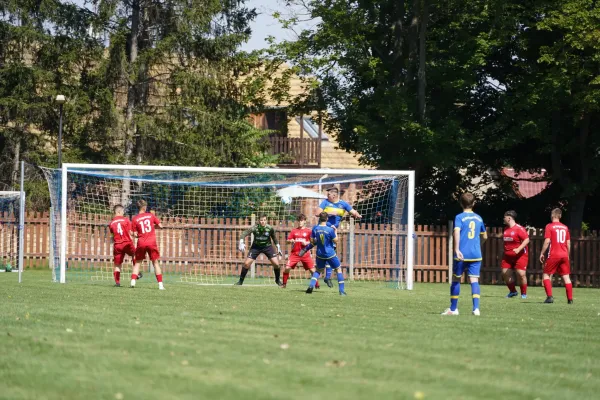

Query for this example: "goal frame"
[0,162,26,283]
[58,163,415,289]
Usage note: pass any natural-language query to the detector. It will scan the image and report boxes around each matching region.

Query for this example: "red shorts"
[135,245,160,262]
[544,257,570,276]
[286,254,315,270]
[114,242,135,265]
[501,254,528,271]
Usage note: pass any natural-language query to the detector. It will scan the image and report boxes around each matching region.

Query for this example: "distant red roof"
[501,168,548,199]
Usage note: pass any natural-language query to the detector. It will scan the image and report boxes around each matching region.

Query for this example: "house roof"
[501,168,548,198]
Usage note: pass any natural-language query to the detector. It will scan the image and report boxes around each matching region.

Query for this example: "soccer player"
[131,200,165,290]
[301,212,346,295]
[108,205,136,287]
[539,208,573,304]
[442,192,487,316]
[236,214,283,286]
[282,214,319,289]
[316,187,362,287]
[501,210,530,299]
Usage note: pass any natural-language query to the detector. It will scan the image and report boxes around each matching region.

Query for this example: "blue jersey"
[454,212,486,261]
[319,199,353,227]
[311,224,337,259]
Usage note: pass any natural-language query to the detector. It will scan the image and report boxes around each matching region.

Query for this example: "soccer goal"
[44,164,414,289]
[0,188,25,282]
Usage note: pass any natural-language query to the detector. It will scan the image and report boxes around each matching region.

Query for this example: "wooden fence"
[3,212,600,287]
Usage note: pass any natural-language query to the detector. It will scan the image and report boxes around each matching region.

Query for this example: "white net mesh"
[43,166,412,287]
[0,192,21,272]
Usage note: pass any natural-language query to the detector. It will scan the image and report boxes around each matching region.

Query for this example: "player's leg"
[542,260,556,303]
[301,254,319,289]
[559,259,573,304]
[306,259,324,294]
[467,262,481,315]
[328,257,345,295]
[131,246,147,288]
[515,256,528,298]
[442,260,463,315]
[501,259,518,297]
[235,250,256,285]
[113,245,123,286]
[268,251,282,286]
[282,254,298,288]
[149,248,164,290]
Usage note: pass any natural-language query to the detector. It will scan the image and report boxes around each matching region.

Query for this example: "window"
[295,116,328,140]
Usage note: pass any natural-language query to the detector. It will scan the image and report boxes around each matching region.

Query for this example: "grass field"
[1,271,599,400]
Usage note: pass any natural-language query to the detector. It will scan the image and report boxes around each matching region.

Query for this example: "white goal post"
[0,162,26,282]
[50,164,415,289]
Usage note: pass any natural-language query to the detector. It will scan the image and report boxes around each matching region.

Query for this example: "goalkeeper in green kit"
[235,214,283,286]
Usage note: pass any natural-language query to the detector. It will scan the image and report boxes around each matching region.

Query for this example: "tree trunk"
[567,192,586,231]
[124,0,141,164]
[406,0,420,85]
[417,0,428,122]
[11,137,20,188]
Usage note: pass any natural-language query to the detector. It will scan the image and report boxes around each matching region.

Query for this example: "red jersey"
[544,222,570,259]
[287,227,312,255]
[132,212,161,247]
[503,224,529,256]
[109,216,133,245]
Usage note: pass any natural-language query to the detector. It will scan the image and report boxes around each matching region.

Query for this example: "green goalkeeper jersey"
[240,224,278,248]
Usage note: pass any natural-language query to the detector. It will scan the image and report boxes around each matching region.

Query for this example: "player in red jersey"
[131,200,165,290]
[108,205,136,287]
[281,214,319,289]
[501,210,530,299]
[539,208,573,304]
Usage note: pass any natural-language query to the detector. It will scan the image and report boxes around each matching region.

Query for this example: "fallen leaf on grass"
[325,360,346,367]
[280,343,289,350]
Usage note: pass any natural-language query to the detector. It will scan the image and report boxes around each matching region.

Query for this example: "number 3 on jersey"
[467,221,476,239]
[139,219,152,233]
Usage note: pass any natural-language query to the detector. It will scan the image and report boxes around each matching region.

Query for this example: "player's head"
[551,208,562,221]
[259,214,267,226]
[459,192,475,210]
[319,211,328,223]
[326,187,339,201]
[137,199,147,213]
[113,205,124,216]
[503,210,517,226]
[297,213,307,227]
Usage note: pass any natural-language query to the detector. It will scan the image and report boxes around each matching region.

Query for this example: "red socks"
[114,270,121,284]
[543,279,553,297]
[156,274,163,283]
[565,283,573,301]
[520,284,527,295]
[283,273,289,285]
[507,282,517,293]
[131,274,138,280]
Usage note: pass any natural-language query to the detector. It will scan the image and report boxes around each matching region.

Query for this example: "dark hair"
[326,187,339,193]
[297,213,307,221]
[259,214,268,220]
[459,192,475,209]
[504,210,517,220]
[114,204,124,213]
[551,208,562,220]
[137,199,147,208]
[319,211,328,223]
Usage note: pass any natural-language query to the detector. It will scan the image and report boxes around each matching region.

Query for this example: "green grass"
[1,271,599,400]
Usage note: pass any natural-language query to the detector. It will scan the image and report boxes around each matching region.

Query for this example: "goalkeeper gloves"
[276,244,282,256]
[238,239,246,252]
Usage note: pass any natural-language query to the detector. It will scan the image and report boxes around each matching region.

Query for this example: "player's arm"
[299,235,316,257]
[539,238,551,263]
[480,224,488,246]
[514,229,529,254]
[238,226,254,252]
[567,239,571,258]
[453,227,463,260]
[270,227,282,255]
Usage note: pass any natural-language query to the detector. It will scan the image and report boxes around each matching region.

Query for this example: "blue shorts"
[316,256,341,270]
[453,260,481,278]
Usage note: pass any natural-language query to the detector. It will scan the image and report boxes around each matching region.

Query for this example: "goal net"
[43,164,414,289]
[0,191,25,278]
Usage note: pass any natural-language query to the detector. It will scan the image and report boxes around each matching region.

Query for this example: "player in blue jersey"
[300,212,346,295]
[442,192,488,316]
[317,187,361,287]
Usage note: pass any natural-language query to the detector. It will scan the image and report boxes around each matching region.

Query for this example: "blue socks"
[450,282,460,311]
[309,271,320,289]
[325,266,332,280]
[471,282,481,310]
[337,272,345,293]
